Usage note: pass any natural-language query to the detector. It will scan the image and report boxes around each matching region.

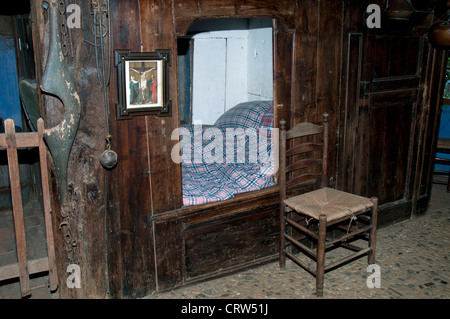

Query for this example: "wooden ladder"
[0,118,57,297]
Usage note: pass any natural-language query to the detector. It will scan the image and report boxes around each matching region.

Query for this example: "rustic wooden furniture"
[0,118,58,297]
[433,137,450,192]
[279,114,378,297]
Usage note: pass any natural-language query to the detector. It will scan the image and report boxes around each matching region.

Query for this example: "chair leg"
[316,214,327,297]
[368,197,378,265]
[280,203,286,268]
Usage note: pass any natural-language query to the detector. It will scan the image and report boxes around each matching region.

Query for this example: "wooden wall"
[30,0,447,298]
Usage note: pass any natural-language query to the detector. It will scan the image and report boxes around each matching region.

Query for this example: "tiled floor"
[0,183,449,299]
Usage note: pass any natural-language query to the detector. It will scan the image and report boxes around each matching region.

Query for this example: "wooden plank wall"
[30,0,446,298]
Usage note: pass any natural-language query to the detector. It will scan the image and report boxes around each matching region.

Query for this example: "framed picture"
[114,49,171,119]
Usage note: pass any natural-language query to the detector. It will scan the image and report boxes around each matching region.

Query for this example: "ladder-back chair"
[279,113,378,297]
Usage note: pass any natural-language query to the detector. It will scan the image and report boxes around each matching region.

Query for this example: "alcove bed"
[176,18,277,207]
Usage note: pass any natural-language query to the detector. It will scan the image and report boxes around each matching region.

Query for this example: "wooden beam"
[0,132,38,149]
[0,257,50,282]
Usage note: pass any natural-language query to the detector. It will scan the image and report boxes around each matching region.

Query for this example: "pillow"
[214,100,273,130]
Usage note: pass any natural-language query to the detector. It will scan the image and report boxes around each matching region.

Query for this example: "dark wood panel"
[154,219,184,291]
[273,21,293,130]
[292,0,319,125]
[337,0,367,194]
[367,90,418,204]
[372,36,422,80]
[139,0,184,292]
[139,0,183,214]
[152,186,279,287]
[315,0,343,188]
[414,49,448,216]
[184,205,278,278]
[372,76,421,92]
[341,32,369,196]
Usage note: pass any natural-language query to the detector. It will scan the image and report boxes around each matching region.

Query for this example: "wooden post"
[279,120,287,268]
[369,197,378,265]
[321,113,329,188]
[38,119,58,291]
[4,119,30,297]
[316,214,327,297]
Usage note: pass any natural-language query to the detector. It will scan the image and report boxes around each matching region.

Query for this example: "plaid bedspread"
[181,100,275,206]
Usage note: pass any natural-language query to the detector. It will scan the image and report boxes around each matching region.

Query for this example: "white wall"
[191,21,273,125]
[247,19,273,101]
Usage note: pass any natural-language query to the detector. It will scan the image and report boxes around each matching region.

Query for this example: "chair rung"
[324,247,371,273]
[325,225,372,249]
[356,214,371,223]
[285,250,316,276]
[285,217,318,240]
[284,234,317,259]
[340,242,363,252]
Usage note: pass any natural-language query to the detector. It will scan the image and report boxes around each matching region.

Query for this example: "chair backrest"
[279,113,329,200]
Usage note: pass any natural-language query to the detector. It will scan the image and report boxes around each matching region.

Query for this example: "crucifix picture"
[126,60,162,108]
[115,49,171,119]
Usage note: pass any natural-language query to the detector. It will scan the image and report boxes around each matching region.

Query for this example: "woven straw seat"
[284,187,374,222]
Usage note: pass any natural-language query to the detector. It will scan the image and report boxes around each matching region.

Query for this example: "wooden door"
[340,31,430,224]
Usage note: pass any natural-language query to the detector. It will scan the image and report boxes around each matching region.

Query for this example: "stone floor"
[0,184,449,299]
[0,193,58,299]
[147,183,450,299]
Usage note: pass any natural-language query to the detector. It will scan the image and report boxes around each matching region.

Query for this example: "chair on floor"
[279,113,378,297]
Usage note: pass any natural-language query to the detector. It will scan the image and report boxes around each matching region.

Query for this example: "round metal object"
[100,149,118,169]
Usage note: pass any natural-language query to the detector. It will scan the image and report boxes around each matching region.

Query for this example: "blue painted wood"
[0,37,22,129]
[436,105,450,172]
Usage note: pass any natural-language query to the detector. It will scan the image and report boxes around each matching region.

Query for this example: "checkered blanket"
[181,101,275,206]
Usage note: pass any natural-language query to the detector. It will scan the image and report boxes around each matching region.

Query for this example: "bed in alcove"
[180,100,275,206]
[177,18,277,207]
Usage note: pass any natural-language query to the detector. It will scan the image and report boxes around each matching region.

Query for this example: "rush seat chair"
[279,113,378,297]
